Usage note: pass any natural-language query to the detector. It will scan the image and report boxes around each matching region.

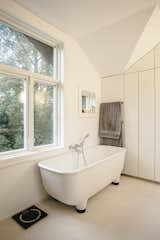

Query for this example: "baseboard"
[122,173,160,184]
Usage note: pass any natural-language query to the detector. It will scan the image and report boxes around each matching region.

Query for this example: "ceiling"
[15,0,160,76]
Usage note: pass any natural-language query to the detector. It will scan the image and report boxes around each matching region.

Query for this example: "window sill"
[0,145,65,169]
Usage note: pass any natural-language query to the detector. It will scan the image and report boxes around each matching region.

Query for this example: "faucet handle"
[69,144,80,151]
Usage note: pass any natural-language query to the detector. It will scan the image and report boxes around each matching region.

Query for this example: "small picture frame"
[79,88,96,117]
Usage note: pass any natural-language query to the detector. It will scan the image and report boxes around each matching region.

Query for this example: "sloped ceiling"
[78,7,153,76]
[15,0,160,76]
[126,6,160,69]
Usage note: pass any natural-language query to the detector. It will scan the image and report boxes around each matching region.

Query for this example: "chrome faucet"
[69,134,90,163]
[79,133,90,148]
[69,133,90,153]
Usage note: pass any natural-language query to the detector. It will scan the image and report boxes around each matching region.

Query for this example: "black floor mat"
[12,205,48,229]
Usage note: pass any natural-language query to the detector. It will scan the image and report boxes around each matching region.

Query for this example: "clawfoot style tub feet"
[112,176,120,185]
[76,208,86,213]
[76,200,87,213]
[112,182,119,185]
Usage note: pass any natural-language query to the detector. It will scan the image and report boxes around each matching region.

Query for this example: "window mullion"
[57,45,64,145]
[28,77,34,150]
[58,84,63,146]
[53,86,58,145]
[24,78,29,150]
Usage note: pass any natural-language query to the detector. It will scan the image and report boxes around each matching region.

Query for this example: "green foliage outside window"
[0,22,54,76]
[0,22,56,152]
[34,82,55,146]
[0,74,24,152]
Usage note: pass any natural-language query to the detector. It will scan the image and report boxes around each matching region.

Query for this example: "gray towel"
[99,102,122,147]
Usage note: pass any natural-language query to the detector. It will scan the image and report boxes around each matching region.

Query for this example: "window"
[34,82,56,146]
[0,22,54,77]
[0,73,25,152]
[0,21,62,153]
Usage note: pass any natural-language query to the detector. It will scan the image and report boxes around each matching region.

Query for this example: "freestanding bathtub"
[38,145,126,213]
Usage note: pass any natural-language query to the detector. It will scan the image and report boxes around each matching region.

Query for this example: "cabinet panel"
[124,72,139,176]
[139,70,155,180]
[101,75,124,103]
[155,68,160,181]
[155,43,160,68]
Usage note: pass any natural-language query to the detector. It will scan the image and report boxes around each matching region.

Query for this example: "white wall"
[0,0,101,220]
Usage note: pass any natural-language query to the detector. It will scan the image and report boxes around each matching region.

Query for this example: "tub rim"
[38,145,127,175]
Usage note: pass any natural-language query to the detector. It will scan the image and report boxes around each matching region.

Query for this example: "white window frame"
[0,17,63,156]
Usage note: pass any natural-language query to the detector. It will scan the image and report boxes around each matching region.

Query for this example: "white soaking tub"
[38,145,126,213]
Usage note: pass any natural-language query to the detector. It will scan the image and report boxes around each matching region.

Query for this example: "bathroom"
[0,0,160,239]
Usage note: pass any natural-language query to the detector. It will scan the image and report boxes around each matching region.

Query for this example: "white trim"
[28,77,34,149]
[0,64,59,84]
[53,85,58,146]
[0,10,59,48]
[24,78,28,149]
[56,45,64,146]
[0,148,26,157]
[0,145,65,169]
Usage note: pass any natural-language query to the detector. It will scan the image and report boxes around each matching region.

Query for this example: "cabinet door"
[139,69,155,180]
[155,43,160,68]
[155,68,160,181]
[101,75,124,102]
[124,72,139,176]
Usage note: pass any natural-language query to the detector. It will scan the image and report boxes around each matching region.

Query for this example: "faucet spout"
[79,133,90,146]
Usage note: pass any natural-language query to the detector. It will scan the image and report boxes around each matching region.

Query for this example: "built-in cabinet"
[102,46,160,182]
[101,43,160,182]
[138,70,155,180]
[155,68,160,181]
[124,69,160,181]
[124,72,139,177]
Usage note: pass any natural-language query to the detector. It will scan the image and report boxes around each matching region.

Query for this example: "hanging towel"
[99,102,122,147]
